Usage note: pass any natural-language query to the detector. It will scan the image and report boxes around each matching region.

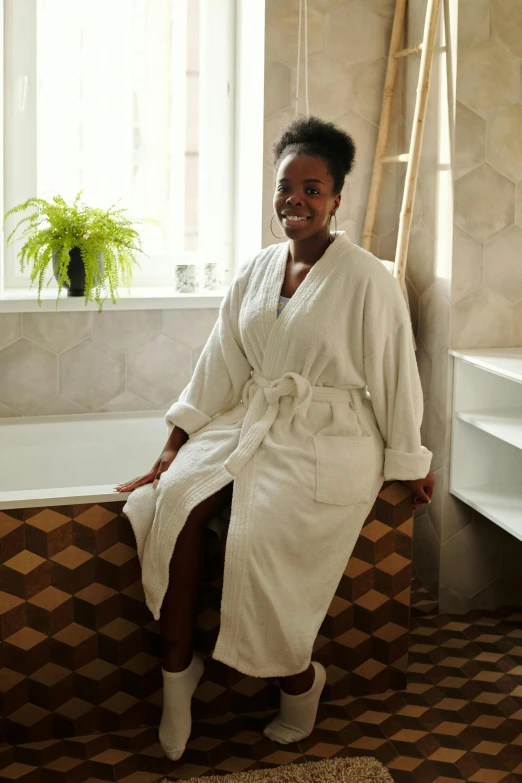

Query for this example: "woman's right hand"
[115,426,189,493]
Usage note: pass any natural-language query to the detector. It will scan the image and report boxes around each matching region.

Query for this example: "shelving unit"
[450,348,522,542]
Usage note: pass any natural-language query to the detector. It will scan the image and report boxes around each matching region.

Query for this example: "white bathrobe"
[124,231,432,678]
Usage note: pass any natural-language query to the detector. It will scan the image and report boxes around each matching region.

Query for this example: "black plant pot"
[52,247,103,297]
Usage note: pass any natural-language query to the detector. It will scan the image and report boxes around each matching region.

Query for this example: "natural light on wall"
[3,0,235,291]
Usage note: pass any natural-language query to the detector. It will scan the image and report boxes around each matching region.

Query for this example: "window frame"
[0,0,265,308]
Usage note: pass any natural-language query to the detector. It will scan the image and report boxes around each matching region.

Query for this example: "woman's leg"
[280,666,315,695]
[218,524,325,745]
[160,480,234,671]
[158,481,233,760]
[263,661,327,745]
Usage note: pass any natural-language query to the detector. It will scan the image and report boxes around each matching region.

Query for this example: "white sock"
[263,661,326,745]
[159,654,204,760]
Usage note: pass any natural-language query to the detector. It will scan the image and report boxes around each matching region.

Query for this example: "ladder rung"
[394,43,423,59]
[380,154,410,163]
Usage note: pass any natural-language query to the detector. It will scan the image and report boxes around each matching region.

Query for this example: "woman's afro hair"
[272,115,356,195]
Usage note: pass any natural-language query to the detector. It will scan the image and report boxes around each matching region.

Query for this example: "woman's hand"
[401,471,435,510]
[115,426,189,493]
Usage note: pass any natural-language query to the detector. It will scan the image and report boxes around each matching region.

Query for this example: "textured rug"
[164,757,395,782]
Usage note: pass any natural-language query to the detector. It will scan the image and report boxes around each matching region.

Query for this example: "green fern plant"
[4,191,146,309]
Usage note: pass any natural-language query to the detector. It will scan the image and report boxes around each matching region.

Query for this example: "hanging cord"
[295,0,310,116]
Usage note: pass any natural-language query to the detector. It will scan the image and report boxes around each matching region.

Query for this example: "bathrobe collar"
[263,231,352,365]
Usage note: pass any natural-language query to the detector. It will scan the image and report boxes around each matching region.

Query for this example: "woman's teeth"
[284,216,308,222]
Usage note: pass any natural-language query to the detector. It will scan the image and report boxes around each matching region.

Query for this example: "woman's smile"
[281,213,312,228]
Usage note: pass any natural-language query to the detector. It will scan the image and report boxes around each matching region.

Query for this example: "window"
[3,0,236,292]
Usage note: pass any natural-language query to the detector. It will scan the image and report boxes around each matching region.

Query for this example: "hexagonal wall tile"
[23,312,92,354]
[307,0,343,12]
[450,286,512,349]
[359,0,395,16]
[514,301,522,346]
[457,39,519,120]
[127,334,193,408]
[0,338,58,413]
[266,2,324,68]
[337,112,378,177]
[412,512,440,598]
[454,164,515,242]
[419,281,450,359]
[415,338,432,404]
[517,183,522,228]
[484,225,522,303]
[264,59,291,118]
[451,226,483,303]
[458,0,490,50]
[96,391,154,413]
[491,0,522,58]
[325,1,384,68]
[373,169,398,237]
[93,311,161,353]
[0,314,22,351]
[28,396,89,416]
[486,104,522,183]
[161,309,218,350]
[59,339,125,410]
[351,59,386,125]
[405,225,436,297]
[264,109,295,169]
[0,401,20,418]
[430,349,451,424]
[291,52,352,120]
[440,513,502,599]
[454,102,486,180]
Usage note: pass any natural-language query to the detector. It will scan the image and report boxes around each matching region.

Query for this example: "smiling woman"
[121,115,434,760]
[272,115,356,240]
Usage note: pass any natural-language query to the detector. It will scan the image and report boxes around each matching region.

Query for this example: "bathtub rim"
[0,409,167,510]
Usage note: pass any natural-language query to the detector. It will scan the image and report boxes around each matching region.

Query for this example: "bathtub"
[0,411,168,510]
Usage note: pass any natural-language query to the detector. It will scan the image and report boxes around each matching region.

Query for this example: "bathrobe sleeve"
[165,257,255,436]
[363,269,433,482]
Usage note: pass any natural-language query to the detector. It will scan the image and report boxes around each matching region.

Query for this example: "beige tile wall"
[263,0,398,251]
[407,0,522,611]
[0,310,218,416]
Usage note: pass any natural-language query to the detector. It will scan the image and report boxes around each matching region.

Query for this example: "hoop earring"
[330,213,338,234]
[270,214,285,239]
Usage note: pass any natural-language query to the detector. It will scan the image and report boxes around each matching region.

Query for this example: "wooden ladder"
[362,0,441,287]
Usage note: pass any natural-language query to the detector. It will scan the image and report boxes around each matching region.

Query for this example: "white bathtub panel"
[0,412,168,509]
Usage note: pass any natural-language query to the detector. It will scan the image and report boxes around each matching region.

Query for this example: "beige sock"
[263,661,326,745]
[159,654,204,760]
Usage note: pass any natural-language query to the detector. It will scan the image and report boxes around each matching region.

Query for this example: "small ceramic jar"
[174,264,198,293]
[202,262,223,291]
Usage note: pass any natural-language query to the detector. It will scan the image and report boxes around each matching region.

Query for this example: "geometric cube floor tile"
[1,602,521,781]
[0,483,414,746]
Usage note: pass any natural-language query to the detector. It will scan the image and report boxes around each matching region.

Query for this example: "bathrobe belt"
[224,370,359,477]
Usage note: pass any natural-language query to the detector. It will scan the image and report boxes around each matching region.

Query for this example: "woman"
[117,116,435,760]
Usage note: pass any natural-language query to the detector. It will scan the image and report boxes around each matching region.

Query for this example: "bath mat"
[163,756,395,782]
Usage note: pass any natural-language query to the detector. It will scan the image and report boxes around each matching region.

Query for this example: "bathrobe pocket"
[313,434,379,505]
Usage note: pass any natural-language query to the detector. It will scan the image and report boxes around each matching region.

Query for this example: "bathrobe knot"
[254,371,313,419]
[224,371,313,477]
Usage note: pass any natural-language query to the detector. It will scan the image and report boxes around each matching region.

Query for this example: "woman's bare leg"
[279,665,315,695]
[160,481,234,672]
[158,481,233,760]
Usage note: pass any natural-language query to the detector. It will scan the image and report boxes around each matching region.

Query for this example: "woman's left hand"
[401,472,435,510]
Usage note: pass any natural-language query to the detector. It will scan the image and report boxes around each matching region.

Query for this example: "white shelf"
[450,349,522,541]
[449,348,522,385]
[456,408,522,451]
[451,486,522,542]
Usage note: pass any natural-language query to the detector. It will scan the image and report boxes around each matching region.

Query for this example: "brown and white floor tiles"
[1,590,521,782]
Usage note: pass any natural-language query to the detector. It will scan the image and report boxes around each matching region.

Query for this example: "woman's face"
[273,152,341,241]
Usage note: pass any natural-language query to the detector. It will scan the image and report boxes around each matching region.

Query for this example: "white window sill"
[0,286,227,312]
